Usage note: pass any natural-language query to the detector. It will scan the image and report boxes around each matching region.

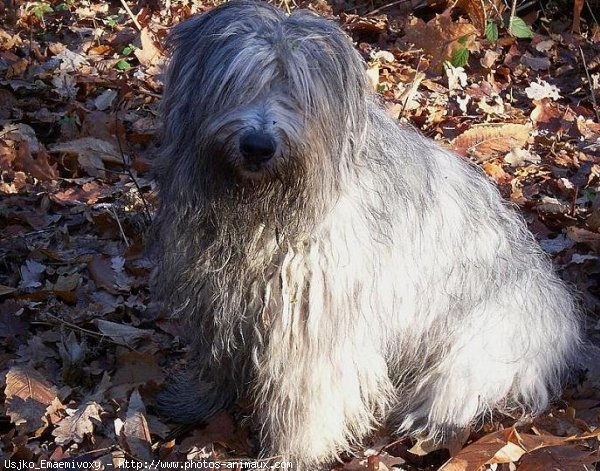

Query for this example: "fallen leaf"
[521,52,551,71]
[372,50,395,63]
[525,80,561,101]
[134,28,163,68]
[453,123,531,160]
[19,259,46,290]
[480,49,500,69]
[1,123,59,180]
[4,365,59,435]
[52,401,102,445]
[517,445,600,470]
[111,351,165,397]
[179,411,237,452]
[122,389,153,461]
[88,255,118,293]
[455,0,487,32]
[539,235,572,254]
[55,48,88,72]
[95,319,153,344]
[445,63,468,91]
[49,137,124,178]
[504,148,540,166]
[51,72,79,99]
[439,428,518,471]
[403,15,478,72]
[94,89,118,111]
[483,161,512,184]
[567,227,600,252]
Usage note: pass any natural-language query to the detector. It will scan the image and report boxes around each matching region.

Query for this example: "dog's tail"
[155,369,236,424]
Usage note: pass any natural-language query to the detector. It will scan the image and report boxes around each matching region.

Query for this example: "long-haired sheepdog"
[151,1,582,467]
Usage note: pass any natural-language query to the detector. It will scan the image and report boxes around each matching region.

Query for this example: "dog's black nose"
[240,132,276,165]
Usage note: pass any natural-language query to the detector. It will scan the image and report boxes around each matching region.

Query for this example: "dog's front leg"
[251,251,394,468]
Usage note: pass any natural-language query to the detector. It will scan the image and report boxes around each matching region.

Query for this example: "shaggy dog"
[152,1,582,467]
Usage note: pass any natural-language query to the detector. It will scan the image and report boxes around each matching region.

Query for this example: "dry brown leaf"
[504,148,540,167]
[576,118,600,141]
[439,427,518,471]
[50,181,115,206]
[516,430,599,451]
[95,319,153,344]
[480,49,500,69]
[1,124,58,180]
[179,411,238,452]
[521,52,551,71]
[23,146,59,181]
[491,441,526,463]
[4,365,59,435]
[409,427,470,457]
[52,401,102,445]
[134,28,164,68]
[567,227,600,252]
[0,139,17,169]
[517,445,600,471]
[49,137,124,178]
[455,0,486,32]
[88,255,118,293]
[403,15,478,72]
[452,123,531,160]
[443,426,600,471]
[530,98,561,125]
[122,389,153,461]
[112,351,165,388]
[94,89,118,111]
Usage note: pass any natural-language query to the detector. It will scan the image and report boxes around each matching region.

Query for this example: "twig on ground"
[110,206,130,247]
[365,0,412,17]
[399,55,424,119]
[41,313,137,351]
[119,0,142,31]
[508,0,517,36]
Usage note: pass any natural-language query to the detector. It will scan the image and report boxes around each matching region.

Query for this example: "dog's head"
[159,0,369,188]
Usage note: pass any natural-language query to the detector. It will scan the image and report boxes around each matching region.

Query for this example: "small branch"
[508,0,517,35]
[42,313,136,350]
[119,0,142,31]
[399,56,424,119]
[365,0,412,16]
[586,0,598,26]
[110,206,131,247]
[579,46,600,123]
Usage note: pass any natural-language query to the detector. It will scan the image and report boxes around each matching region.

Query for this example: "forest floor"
[0,0,600,469]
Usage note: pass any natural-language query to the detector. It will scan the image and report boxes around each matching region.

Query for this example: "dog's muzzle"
[239,131,277,171]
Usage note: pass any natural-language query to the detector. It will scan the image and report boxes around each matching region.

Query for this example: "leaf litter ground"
[0,1,599,469]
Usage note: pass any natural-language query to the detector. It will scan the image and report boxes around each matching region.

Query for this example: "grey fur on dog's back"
[152,1,582,467]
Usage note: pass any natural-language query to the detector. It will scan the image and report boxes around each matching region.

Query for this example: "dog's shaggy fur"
[152,1,582,467]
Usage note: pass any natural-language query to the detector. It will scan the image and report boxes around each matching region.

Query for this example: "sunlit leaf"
[508,16,534,38]
[451,47,470,67]
[485,21,499,42]
[116,59,131,70]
